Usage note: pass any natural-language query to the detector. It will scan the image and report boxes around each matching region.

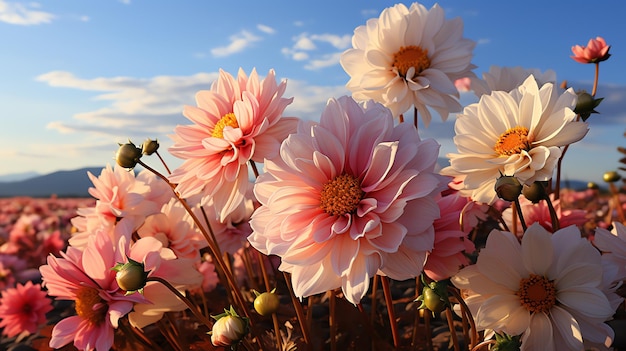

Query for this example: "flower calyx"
[574,90,603,121]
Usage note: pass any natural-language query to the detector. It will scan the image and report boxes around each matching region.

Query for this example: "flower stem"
[381,275,400,348]
[283,272,312,348]
[544,195,560,231]
[154,150,171,175]
[592,62,600,97]
[329,290,337,351]
[445,307,461,351]
[147,276,214,329]
[137,160,250,320]
[513,199,528,232]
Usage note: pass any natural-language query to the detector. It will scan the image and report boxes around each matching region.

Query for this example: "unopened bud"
[112,258,149,294]
[603,171,621,183]
[495,175,522,201]
[522,181,548,204]
[116,141,142,169]
[574,90,603,121]
[587,182,599,190]
[142,138,160,155]
[253,288,280,316]
[210,306,249,347]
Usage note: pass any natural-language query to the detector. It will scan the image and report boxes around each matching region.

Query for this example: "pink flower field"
[2,2,626,351]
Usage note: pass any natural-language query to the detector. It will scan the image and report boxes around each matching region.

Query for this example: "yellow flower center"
[212,113,239,139]
[75,286,107,326]
[392,45,431,78]
[319,174,364,216]
[495,126,530,156]
[517,274,556,313]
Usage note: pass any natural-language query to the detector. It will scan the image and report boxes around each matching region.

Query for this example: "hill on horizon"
[0,167,104,198]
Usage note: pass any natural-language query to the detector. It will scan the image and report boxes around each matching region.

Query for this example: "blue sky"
[1,0,625,185]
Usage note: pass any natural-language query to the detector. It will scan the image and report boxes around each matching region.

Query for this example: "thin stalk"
[471,339,497,351]
[381,276,400,348]
[445,307,461,351]
[329,290,337,351]
[449,286,478,349]
[592,62,600,97]
[283,272,312,348]
[413,106,418,129]
[137,160,250,319]
[147,276,214,329]
[513,199,528,232]
[154,150,171,174]
[256,249,282,351]
[544,195,561,231]
[411,276,421,349]
[370,274,379,326]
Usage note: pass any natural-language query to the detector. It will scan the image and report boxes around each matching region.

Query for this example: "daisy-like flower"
[248,96,446,304]
[0,281,53,338]
[168,68,299,221]
[441,75,589,204]
[39,224,148,351]
[340,2,476,126]
[470,66,556,97]
[452,223,616,350]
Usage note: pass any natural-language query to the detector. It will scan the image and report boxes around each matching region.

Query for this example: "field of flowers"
[1,2,626,351]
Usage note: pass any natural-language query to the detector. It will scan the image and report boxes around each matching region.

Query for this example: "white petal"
[521,223,553,276]
[550,305,583,351]
[521,312,554,351]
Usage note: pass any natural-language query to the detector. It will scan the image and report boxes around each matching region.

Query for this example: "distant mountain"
[0,167,104,198]
[0,171,40,182]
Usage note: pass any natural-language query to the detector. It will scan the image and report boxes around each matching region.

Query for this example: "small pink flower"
[571,36,611,64]
[39,224,148,351]
[454,77,472,93]
[137,198,207,261]
[0,281,53,337]
[197,257,219,293]
[168,68,299,221]
[502,194,588,235]
[249,96,446,304]
[424,194,476,281]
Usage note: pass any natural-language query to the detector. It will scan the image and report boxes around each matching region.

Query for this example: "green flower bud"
[112,257,149,294]
[603,171,621,183]
[495,175,522,201]
[416,278,449,316]
[492,332,522,351]
[574,90,603,122]
[116,141,142,169]
[142,138,160,155]
[522,181,548,204]
[587,181,599,190]
[253,288,280,316]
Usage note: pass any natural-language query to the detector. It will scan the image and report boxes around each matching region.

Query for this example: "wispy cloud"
[36,71,219,138]
[210,30,262,57]
[0,0,54,25]
[257,24,275,34]
[283,32,352,70]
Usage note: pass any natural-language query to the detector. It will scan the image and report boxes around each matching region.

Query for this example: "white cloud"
[0,0,54,25]
[79,15,90,22]
[304,52,343,70]
[477,38,491,45]
[293,20,304,27]
[210,30,262,57]
[119,0,131,4]
[294,36,316,50]
[257,24,275,34]
[36,71,219,138]
[310,34,351,50]
[283,32,351,70]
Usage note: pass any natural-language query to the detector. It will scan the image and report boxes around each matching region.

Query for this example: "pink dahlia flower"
[0,281,53,337]
[39,225,148,351]
[248,96,446,304]
[423,193,476,281]
[168,68,299,221]
[571,36,611,64]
